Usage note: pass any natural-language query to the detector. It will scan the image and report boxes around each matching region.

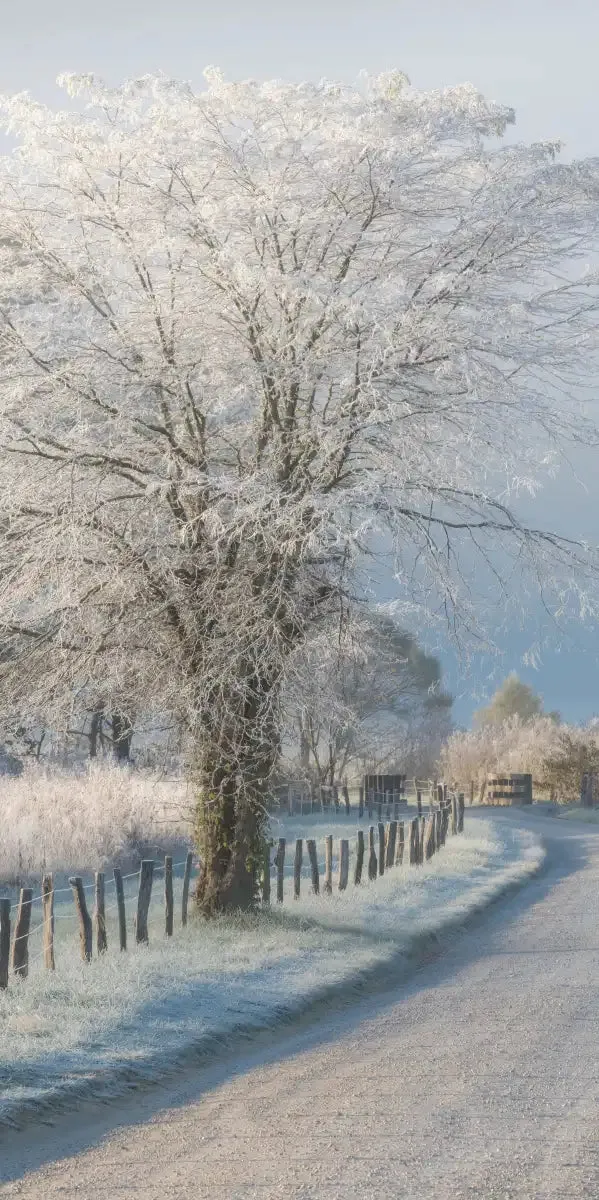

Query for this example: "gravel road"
[2,809,599,1200]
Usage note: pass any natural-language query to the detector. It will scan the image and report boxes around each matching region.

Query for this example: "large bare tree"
[0,69,598,910]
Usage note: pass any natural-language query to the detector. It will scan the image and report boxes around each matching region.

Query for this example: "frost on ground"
[0,817,543,1128]
[557,805,599,823]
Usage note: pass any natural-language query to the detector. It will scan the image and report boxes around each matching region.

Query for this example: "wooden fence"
[266,789,465,902]
[0,788,466,990]
[0,851,194,988]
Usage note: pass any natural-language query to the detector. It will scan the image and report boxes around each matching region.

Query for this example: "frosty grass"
[0,815,543,1125]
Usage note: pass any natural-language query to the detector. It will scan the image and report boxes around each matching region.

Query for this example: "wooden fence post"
[324,834,333,895]
[417,790,422,818]
[0,899,10,989]
[435,811,443,851]
[451,795,458,835]
[386,820,398,869]
[458,794,465,832]
[262,845,271,905]
[42,873,55,970]
[181,851,193,927]
[95,871,107,954]
[409,818,419,866]
[378,822,385,875]
[294,839,303,899]
[307,839,320,894]
[440,805,449,845]
[358,786,364,819]
[396,821,405,866]
[367,791,373,820]
[11,887,33,979]
[135,860,154,945]
[338,839,349,891]
[69,877,92,963]
[354,830,365,884]
[377,798,383,822]
[419,817,426,864]
[276,838,286,903]
[164,856,174,936]
[113,867,127,950]
[424,816,435,860]
[368,826,378,880]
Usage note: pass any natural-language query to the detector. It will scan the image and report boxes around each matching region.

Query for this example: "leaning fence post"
[378,823,386,876]
[164,856,174,936]
[294,838,303,899]
[69,877,92,963]
[95,871,107,954]
[135,860,154,945]
[11,888,32,979]
[396,821,405,866]
[276,838,286,903]
[181,850,193,927]
[338,839,349,891]
[368,826,378,880]
[113,867,127,950]
[42,873,55,970]
[306,839,320,894]
[0,899,10,989]
[262,845,271,905]
[354,830,365,884]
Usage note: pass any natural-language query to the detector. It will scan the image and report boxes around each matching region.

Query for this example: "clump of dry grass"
[0,762,192,884]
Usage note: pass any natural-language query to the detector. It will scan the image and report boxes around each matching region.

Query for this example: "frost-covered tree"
[0,70,598,910]
[474,672,544,727]
[287,614,452,784]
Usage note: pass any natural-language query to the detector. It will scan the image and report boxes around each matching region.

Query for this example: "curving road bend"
[2,809,599,1200]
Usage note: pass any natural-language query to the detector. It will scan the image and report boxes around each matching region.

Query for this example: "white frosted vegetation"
[0,817,543,1126]
[0,763,191,883]
[0,68,596,909]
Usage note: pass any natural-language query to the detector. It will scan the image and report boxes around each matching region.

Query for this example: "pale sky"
[2,0,599,723]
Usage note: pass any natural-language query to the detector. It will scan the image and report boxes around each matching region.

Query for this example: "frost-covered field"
[0,764,191,885]
[0,817,543,1128]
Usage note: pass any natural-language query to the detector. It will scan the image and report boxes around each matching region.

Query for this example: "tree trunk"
[193,685,278,915]
[111,711,133,762]
[89,708,103,759]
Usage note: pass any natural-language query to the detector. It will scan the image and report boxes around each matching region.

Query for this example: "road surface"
[2,809,599,1199]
